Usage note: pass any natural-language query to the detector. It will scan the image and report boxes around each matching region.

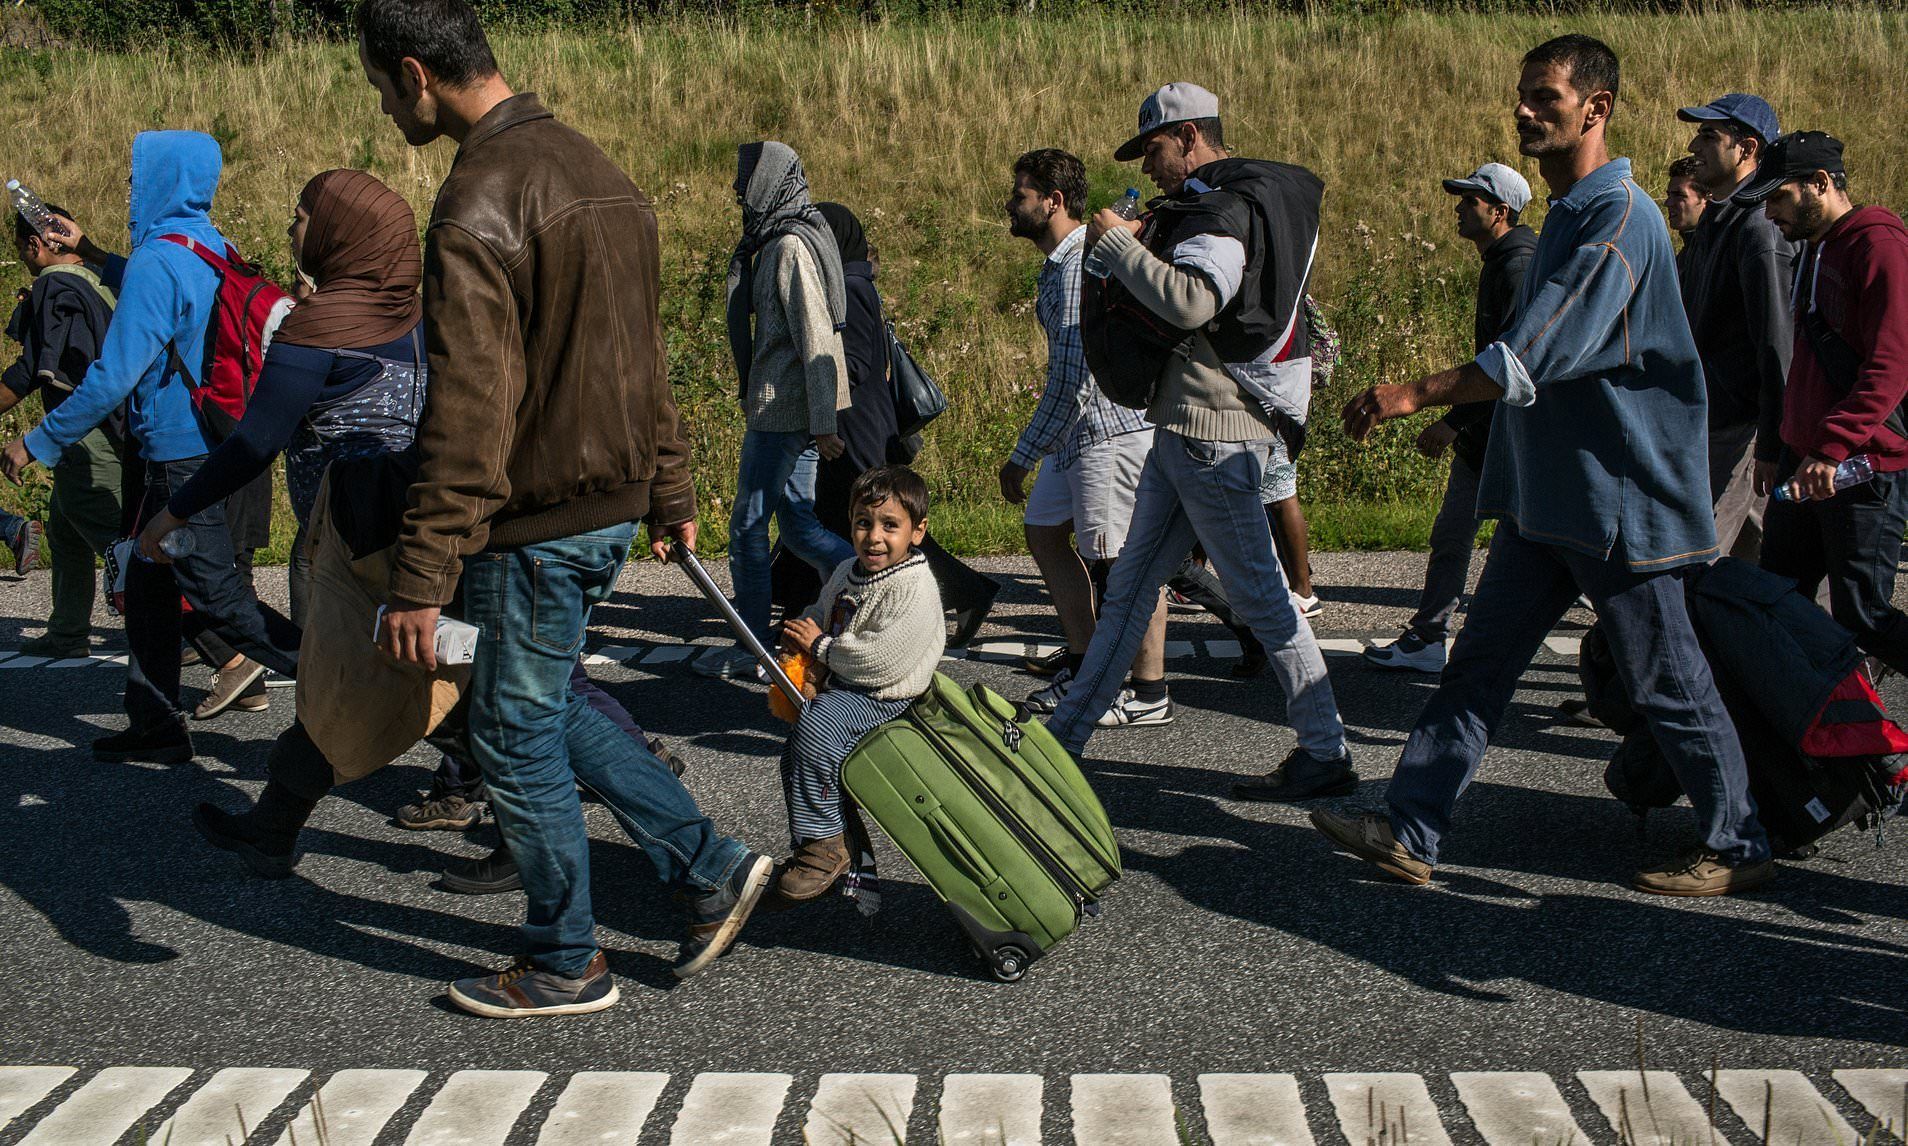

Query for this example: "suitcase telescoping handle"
[670,540,807,713]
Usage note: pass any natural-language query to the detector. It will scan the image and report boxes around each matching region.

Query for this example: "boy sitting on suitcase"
[775,465,946,903]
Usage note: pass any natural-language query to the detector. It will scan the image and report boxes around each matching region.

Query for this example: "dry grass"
[2,7,1905,554]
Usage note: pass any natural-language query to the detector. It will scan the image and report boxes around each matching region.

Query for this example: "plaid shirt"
[1010,226,1151,470]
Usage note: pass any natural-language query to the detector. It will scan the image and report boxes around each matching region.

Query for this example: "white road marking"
[1451,1071,1585,1145]
[16,1065,192,1146]
[1832,1069,1908,1134]
[1069,1073,1180,1145]
[939,1073,1043,1145]
[534,1071,669,1144]
[1197,1073,1315,1145]
[0,1066,76,1131]
[275,1068,429,1146]
[1713,1069,1855,1142]
[1577,1070,1729,1145]
[151,1067,308,1145]
[1323,1073,1452,1146]
[804,1073,917,1145]
[668,1072,792,1145]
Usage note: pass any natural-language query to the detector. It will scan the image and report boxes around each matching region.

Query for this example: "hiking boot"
[192,802,296,879]
[1632,850,1775,897]
[675,852,773,979]
[1558,698,1605,728]
[1023,646,1069,677]
[397,789,485,831]
[1021,668,1073,715]
[1310,808,1433,885]
[648,736,688,778]
[1362,630,1447,674]
[774,834,851,903]
[448,951,619,1019]
[947,583,999,650]
[193,657,268,720]
[1291,592,1323,619]
[93,721,192,765]
[1093,688,1175,728]
[18,634,88,660]
[1232,747,1358,802]
[442,844,522,895]
[691,646,765,682]
[5,517,41,574]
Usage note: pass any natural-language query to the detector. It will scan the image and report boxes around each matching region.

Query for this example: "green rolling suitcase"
[841,672,1121,981]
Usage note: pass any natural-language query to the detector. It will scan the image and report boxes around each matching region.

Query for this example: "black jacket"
[3,266,122,448]
[1678,195,1798,459]
[815,260,899,536]
[1442,225,1537,471]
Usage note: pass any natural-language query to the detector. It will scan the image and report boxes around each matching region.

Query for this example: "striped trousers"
[781,688,912,844]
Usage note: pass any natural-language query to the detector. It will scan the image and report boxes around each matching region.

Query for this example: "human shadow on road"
[1078,754,1908,1047]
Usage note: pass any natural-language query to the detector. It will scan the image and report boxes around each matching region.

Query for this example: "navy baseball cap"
[1677,93,1780,144]
[1733,131,1847,205]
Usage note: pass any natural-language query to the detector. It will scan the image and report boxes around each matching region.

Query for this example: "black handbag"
[887,322,948,437]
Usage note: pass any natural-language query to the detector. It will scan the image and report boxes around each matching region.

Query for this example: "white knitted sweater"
[745,235,852,435]
[802,551,945,700]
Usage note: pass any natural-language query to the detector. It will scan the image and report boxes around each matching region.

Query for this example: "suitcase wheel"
[987,944,1030,983]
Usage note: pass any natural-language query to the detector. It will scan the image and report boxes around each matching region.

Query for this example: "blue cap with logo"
[1677,93,1780,145]
[1116,83,1222,162]
[1442,162,1532,214]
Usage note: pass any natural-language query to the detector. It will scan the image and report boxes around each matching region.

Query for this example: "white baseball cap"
[1442,162,1532,214]
[1115,83,1221,162]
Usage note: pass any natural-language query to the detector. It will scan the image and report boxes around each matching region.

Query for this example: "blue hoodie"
[25,131,228,465]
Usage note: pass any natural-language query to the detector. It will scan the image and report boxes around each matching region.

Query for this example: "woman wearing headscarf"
[773,202,1000,640]
[695,141,858,681]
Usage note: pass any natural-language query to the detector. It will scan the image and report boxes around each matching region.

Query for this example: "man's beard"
[1006,206,1046,240]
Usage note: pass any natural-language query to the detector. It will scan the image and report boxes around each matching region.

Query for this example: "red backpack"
[159,234,293,441]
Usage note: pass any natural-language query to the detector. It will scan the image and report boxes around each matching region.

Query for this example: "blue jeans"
[1386,524,1770,866]
[461,523,750,976]
[1047,429,1348,759]
[731,433,854,643]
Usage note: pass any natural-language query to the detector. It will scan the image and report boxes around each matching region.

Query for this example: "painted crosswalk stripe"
[17,1065,192,1146]
[534,1071,669,1143]
[1070,1073,1180,1145]
[151,1067,308,1145]
[1315,638,1367,656]
[1323,1073,1452,1146]
[0,1066,76,1132]
[938,1073,1042,1145]
[804,1073,917,1145]
[1545,635,1583,657]
[1833,1069,1908,1134]
[1452,1071,1584,1145]
[668,1072,792,1145]
[0,655,48,669]
[1577,1070,1725,1145]
[1196,1073,1314,1145]
[641,645,698,664]
[1207,639,1244,658]
[1714,1069,1855,1142]
[405,1069,548,1145]
[275,1068,429,1146]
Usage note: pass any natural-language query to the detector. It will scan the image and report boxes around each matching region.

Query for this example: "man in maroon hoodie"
[1738,132,1908,671]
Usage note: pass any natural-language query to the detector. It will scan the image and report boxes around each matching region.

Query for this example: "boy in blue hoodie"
[0,131,300,764]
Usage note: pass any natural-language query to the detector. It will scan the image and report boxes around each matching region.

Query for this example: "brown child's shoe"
[774,834,851,903]
[1632,850,1775,897]
[1310,809,1434,885]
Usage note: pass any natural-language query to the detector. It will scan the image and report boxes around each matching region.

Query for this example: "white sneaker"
[1023,668,1073,715]
[262,669,295,689]
[1291,592,1323,618]
[1094,688,1175,728]
[1361,630,1447,674]
[691,647,764,681]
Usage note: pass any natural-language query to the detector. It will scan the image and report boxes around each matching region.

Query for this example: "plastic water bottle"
[7,180,56,238]
[1773,454,1875,502]
[137,529,196,563]
[1084,188,1143,279]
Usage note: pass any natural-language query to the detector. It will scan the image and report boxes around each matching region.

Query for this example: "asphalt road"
[0,553,1901,1144]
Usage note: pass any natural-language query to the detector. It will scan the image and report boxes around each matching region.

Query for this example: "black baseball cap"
[1733,131,1846,205]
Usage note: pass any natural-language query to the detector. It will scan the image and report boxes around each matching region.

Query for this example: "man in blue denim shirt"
[1315,34,1773,897]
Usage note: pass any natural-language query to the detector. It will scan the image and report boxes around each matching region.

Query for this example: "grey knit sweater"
[803,552,946,700]
[1097,226,1278,442]
[745,234,851,435]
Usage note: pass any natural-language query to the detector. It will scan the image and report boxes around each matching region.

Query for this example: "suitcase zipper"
[904,709,1097,918]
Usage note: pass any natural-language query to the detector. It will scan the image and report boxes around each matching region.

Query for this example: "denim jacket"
[1474,158,1717,571]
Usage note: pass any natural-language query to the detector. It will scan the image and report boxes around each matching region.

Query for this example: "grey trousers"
[1709,422,1765,563]
[1407,455,1485,643]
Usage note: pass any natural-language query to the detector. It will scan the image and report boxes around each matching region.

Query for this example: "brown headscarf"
[273,169,422,349]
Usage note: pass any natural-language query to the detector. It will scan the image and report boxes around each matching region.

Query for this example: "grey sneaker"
[1022,668,1073,715]
[691,646,766,682]
[676,853,773,979]
[1362,630,1447,674]
[193,658,269,720]
[449,952,619,1019]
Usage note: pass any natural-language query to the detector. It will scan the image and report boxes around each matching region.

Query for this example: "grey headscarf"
[726,141,848,402]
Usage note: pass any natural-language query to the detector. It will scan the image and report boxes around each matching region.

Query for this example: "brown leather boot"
[774,834,851,903]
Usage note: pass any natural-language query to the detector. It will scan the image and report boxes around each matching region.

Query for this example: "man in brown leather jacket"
[357,0,772,1019]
